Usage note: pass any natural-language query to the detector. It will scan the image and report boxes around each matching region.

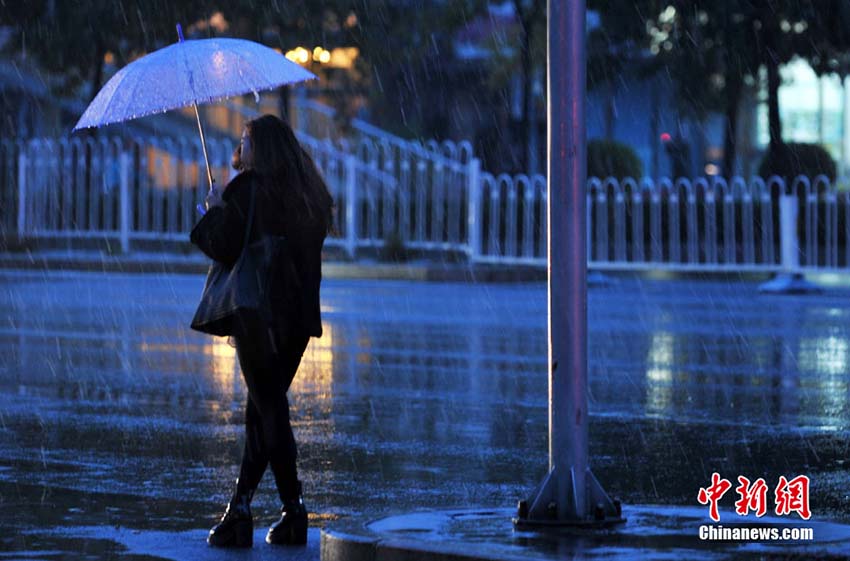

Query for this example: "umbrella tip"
[176,23,185,42]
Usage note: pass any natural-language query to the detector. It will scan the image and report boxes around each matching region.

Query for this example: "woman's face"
[240,128,254,169]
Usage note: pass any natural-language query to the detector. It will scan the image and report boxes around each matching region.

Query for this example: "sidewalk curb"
[5,250,850,287]
[0,251,549,282]
[320,516,531,561]
[321,506,850,561]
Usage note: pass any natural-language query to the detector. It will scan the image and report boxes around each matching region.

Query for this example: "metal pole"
[550,0,588,520]
[514,0,623,528]
[193,103,215,189]
[779,193,800,272]
[177,23,214,191]
[758,182,820,294]
[466,157,482,261]
[344,154,358,258]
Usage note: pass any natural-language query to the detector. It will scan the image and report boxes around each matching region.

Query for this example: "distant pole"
[514,0,624,528]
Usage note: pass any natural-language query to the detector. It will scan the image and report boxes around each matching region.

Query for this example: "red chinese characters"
[698,472,732,522]
[734,476,768,517]
[698,473,811,521]
[775,475,811,520]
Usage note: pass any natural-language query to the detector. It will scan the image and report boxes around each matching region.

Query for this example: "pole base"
[512,465,626,530]
[758,273,822,294]
[512,513,626,530]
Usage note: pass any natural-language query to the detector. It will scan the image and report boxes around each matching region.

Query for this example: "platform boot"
[266,480,308,545]
[208,480,254,547]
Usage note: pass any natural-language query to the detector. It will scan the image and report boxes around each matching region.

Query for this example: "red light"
[660,132,672,142]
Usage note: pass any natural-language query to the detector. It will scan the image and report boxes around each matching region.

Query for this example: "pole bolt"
[546,502,557,518]
[594,503,605,521]
[516,500,528,519]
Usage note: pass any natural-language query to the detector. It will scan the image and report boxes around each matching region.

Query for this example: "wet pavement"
[327,505,850,560]
[1,269,849,559]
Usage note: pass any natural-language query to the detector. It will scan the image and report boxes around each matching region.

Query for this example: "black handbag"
[190,179,293,339]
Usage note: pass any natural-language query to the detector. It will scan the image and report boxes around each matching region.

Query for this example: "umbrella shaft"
[193,103,214,189]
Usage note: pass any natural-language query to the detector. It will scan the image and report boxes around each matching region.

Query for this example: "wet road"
[1,270,849,558]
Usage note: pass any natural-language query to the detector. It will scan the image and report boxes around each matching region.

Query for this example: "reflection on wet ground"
[0,270,848,558]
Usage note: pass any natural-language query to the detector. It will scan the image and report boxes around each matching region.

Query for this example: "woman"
[189,114,333,548]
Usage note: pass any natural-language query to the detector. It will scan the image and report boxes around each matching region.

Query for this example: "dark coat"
[189,170,325,338]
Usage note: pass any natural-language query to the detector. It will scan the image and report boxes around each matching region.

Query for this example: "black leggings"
[233,328,310,503]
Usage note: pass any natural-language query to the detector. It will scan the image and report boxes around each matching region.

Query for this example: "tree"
[592,0,850,178]
[340,0,489,139]
[213,0,487,140]
[511,0,544,173]
[587,0,652,140]
[1,1,207,102]
[723,1,850,171]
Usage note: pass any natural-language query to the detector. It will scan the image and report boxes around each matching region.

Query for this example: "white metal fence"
[1,136,235,249]
[583,175,850,273]
[3,135,850,275]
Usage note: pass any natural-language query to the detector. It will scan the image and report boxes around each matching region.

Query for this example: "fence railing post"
[779,193,800,272]
[119,150,131,253]
[466,158,481,261]
[17,151,27,240]
[759,185,820,293]
[586,191,591,264]
[344,154,357,259]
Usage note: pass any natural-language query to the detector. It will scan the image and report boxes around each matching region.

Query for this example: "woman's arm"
[189,188,250,266]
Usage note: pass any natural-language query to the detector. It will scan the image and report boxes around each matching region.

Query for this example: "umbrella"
[74,24,317,190]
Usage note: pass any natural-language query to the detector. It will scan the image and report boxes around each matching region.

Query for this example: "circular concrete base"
[321,504,850,561]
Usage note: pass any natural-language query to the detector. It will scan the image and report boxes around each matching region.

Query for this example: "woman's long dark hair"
[244,114,335,235]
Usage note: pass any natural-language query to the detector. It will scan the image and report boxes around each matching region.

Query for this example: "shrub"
[587,139,643,180]
[757,142,837,183]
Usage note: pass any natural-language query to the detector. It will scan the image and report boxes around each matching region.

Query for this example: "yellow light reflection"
[328,47,359,69]
[187,11,229,35]
[285,47,312,65]
[205,336,239,404]
[291,323,333,394]
[289,324,339,431]
[147,146,175,189]
[209,12,229,33]
[138,342,184,353]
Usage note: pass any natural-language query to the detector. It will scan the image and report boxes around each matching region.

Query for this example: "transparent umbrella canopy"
[73,24,317,190]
